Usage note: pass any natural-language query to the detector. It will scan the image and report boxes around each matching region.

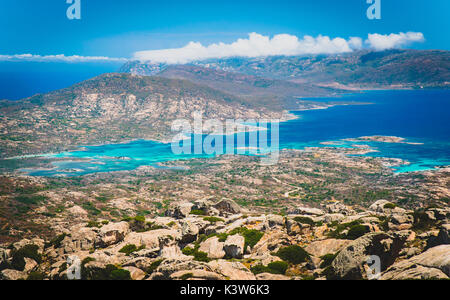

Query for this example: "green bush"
[412,210,436,231]
[190,209,206,216]
[275,245,310,265]
[119,244,144,256]
[293,216,315,226]
[383,203,397,209]
[193,251,210,262]
[87,221,101,228]
[229,227,264,249]
[267,261,289,275]
[320,253,339,269]
[134,215,146,223]
[203,216,225,224]
[146,259,163,274]
[250,261,289,275]
[250,264,269,275]
[11,244,42,271]
[182,246,210,262]
[15,194,47,205]
[327,220,365,239]
[45,233,68,249]
[182,247,195,256]
[110,269,131,280]
[345,225,370,240]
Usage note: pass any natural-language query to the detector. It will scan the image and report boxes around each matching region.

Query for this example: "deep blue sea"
[22,89,450,176]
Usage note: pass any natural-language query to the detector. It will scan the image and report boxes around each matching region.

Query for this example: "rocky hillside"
[157,65,338,110]
[0,73,285,158]
[122,49,450,89]
[1,198,448,280]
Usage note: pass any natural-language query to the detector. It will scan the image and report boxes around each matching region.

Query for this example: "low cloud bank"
[133,32,425,64]
[366,32,424,51]
[0,32,424,64]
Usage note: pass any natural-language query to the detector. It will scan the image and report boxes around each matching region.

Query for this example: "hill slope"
[0,73,284,158]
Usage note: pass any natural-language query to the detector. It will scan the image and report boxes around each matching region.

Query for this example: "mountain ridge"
[121,49,450,89]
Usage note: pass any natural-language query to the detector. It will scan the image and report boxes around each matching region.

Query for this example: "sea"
[19,89,450,177]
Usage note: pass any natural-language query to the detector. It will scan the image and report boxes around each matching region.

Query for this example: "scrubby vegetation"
[118,244,145,256]
[251,261,289,275]
[327,220,369,240]
[275,245,310,265]
[228,227,264,249]
[320,253,339,269]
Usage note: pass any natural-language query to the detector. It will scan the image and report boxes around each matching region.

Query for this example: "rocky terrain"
[1,146,448,244]
[0,197,448,280]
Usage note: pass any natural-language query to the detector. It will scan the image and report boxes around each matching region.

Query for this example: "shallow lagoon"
[24,90,450,176]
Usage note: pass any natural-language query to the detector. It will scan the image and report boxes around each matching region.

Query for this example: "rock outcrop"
[0,200,448,280]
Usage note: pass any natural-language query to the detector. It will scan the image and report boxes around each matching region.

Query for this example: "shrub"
[229,227,264,249]
[412,210,436,231]
[190,209,206,216]
[378,216,390,232]
[327,220,364,239]
[251,261,289,275]
[83,263,131,280]
[275,245,310,265]
[383,203,397,209]
[250,264,269,275]
[203,216,225,224]
[15,194,47,205]
[180,273,194,280]
[119,244,145,256]
[109,269,131,280]
[182,247,195,256]
[87,221,101,228]
[345,225,370,240]
[82,202,101,216]
[27,272,45,280]
[182,246,210,262]
[134,215,146,223]
[267,261,289,275]
[193,251,210,262]
[320,253,338,269]
[11,244,42,271]
[293,216,315,226]
[146,259,163,274]
[45,233,68,249]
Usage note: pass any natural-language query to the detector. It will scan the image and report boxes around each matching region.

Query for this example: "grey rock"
[381,245,450,280]
[213,199,242,215]
[224,234,245,258]
[330,232,407,280]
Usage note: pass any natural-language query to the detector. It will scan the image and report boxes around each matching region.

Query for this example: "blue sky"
[2,0,450,58]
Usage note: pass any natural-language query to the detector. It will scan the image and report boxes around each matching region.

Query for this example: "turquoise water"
[23,90,450,176]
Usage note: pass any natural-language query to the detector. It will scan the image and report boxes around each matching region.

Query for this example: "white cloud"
[0,54,127,63]
[133,33,362,64]
[133,32,425,64]
[0,32,425,65]
[366,32,425,51]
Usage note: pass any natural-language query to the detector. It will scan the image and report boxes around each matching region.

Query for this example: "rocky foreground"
[0,198,449,280]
